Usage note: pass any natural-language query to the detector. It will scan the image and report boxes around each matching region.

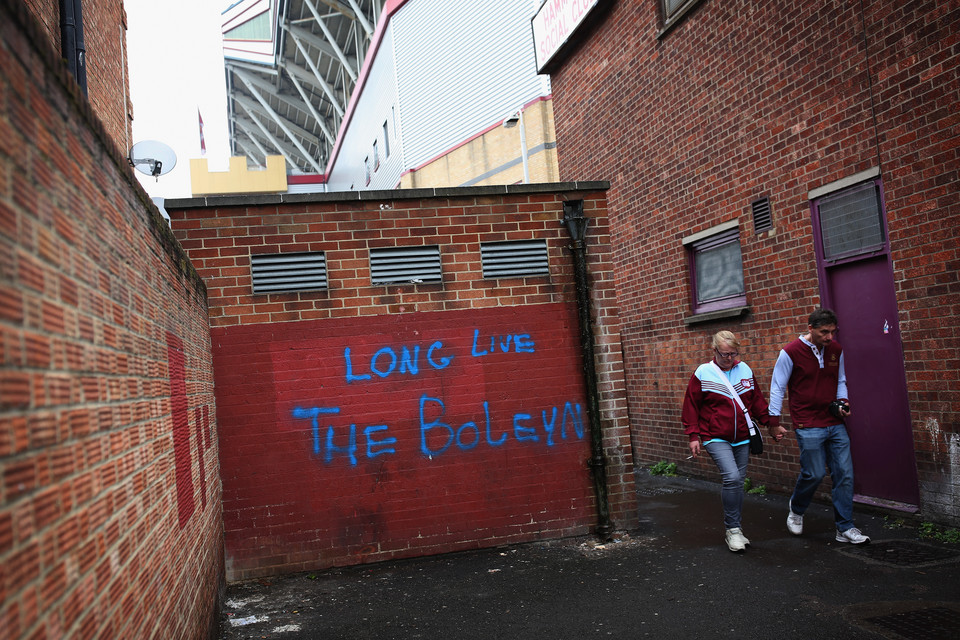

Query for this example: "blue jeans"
[704,440,750,529]
[791,425,855,531]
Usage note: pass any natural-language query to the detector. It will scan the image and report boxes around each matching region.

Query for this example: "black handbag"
[749,426,764,455]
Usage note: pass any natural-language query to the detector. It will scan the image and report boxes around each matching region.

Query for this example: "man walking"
[768,308,870,544]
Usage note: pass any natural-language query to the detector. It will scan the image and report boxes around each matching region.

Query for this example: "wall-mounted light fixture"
[502,109,530,184]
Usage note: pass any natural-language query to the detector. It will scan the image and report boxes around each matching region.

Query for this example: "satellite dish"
[129,140,177,179]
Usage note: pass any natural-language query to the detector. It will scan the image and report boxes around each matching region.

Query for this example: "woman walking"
[682,331,774,552]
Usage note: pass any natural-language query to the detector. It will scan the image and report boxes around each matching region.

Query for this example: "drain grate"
[636,486,684,497]
[865,606,960,640]
[840,539,960,567]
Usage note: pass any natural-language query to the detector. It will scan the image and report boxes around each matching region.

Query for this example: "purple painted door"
[813,180,919,507]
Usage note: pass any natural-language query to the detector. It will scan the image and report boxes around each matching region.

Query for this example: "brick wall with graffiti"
[0,1,222,636]
[167,186,638,580]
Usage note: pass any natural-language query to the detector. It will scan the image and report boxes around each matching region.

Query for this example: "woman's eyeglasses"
[715,349,738,358]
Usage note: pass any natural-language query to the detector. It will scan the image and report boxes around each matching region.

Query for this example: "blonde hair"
[712,330,740,350]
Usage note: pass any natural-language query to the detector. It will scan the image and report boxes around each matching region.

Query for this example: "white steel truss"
[223,0,381,174]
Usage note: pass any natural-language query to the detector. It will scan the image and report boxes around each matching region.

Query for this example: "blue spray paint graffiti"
[291,328,586,465]
[292,396,585,465]
[292,406,399,464]
[344,330,536,383]
[418,395,584,457]
[470,329,535,356]
[345,341,453,383]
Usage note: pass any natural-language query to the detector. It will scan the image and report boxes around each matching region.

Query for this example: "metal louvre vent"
[251,252,327,294]
[751,197,772,233]
[481,240,549,279]
[370,246,442,285]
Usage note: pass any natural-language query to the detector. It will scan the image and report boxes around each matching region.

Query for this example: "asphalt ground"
[219,473,960,640]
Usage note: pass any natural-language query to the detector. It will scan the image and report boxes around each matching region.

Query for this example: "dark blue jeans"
[704,440,750,529]
[791,425,855,532]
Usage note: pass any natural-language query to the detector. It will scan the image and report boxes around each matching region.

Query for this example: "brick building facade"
[5,0,959,636]
[21,0,132,156]
[165,185,637,580]
[545,0,959,524]
[2,1,221,637]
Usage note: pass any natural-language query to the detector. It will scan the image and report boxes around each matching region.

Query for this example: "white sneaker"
[725,528,747,552]
[836,527,870,544]
[787,500,803,535]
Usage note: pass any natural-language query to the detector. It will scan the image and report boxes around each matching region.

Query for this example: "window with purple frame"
[686,225,746,314]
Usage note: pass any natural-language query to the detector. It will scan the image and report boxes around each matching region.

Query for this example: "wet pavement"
[219,473,960,639]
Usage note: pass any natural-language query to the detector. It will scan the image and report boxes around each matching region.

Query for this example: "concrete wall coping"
[164,181,611,209]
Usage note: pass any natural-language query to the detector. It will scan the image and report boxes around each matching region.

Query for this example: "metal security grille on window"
[695,231,745,304]
[818,183,885,260]
[251,252,327,294]
[481,240,549,278]
[664,0,686,16]
[370,246,442,285]
[663,0,698,19]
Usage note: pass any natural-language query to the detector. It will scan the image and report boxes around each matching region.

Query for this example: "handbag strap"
[709,361,756,435]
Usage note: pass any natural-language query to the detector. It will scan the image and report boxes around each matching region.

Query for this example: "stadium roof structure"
[221,0,382,174]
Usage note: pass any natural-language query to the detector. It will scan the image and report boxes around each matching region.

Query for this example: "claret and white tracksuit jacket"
[682,360,772,444]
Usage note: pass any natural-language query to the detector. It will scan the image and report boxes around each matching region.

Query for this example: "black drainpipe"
[59,0,88,95]
[562,199,612,540]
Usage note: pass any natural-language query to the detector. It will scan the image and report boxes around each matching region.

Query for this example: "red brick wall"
[865,1,960,519]
[549,0,960,522]
[81,0,131,154]
[22,0,132,156]
[167,188,638,579]
[21,0,59,50]
[1,1,222,637]
[215,304,594,579]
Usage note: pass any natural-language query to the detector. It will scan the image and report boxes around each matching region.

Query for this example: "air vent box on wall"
[370,246,442,285]
[481,240,549,278]
[251,252,327,294]
[751,197,773,233]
